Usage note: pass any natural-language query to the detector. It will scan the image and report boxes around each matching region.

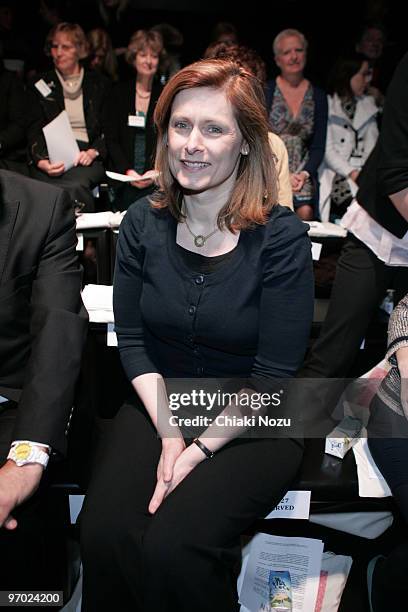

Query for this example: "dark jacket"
[103,77,162,175]
[357,53,408,238]
[0,68,27,162]
[26,68,110,165]
[0,170,88,455]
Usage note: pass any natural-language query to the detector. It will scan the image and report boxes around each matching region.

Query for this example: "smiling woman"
[80,59,314,612]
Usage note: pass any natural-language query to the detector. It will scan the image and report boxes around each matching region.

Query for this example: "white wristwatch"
[7,441,49,468]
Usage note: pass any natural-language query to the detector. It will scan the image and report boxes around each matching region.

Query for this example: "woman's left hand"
[76,149,98,166]
[148,442,205,514]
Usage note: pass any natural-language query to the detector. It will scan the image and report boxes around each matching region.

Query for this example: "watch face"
[14,443,32,461]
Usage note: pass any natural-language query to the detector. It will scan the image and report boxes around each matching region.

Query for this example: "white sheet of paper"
[239,533,323,612]
[76,233,84,251]
[69,494,85,524]
[265,490,311,520]
[107,322,118,347]
[311,242,322,261]
[106,170,146,183]
[43,110,79,170]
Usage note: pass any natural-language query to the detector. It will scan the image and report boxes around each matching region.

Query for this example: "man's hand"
[148,437,185,515]
[0,461,43,530]
[37,159,65,177]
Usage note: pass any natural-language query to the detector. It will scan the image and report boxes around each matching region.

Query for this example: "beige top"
[55,68,89,143]
[64,94,89,143]
[268,132,293,209]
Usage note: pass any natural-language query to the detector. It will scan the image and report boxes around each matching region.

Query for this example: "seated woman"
[266,28,328,220]
[367,294,408,612]
[80,59,314,611]
[319,54,379,222]
[103,29,164,211]
[87,27,118,82]
[27,22,110,212]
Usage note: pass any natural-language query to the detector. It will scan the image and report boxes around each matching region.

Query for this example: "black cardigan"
[26,68,110,164]
[113,199,314,383]
[102,77,163,175]
[357,52,408,238]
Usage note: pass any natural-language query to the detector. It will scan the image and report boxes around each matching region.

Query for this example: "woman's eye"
[174,121,189,129]
[207,125,222,134]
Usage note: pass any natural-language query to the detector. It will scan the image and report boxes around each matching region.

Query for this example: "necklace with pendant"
[183,216,219,248]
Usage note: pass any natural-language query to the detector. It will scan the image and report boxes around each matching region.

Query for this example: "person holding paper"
[80,59,314,611]
[27,22,110,212]
[103,29,164,211]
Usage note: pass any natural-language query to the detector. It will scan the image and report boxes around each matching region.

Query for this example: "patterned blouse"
[269,83,315,205]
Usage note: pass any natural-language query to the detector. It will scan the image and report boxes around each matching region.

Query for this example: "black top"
[113,198,314,383]
[176,243,237,274]
[357,52,408,238]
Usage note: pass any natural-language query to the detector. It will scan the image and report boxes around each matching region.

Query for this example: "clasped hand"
[148,437,204,514]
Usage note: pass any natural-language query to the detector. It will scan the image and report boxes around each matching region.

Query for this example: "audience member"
[367,293,408,612]
[151,23,184,83]
[266,28,328,220]
[210,21,239,46]
[0,58,29,174]
[103,29,164,211]
[27,22,109,212]
[300,51,408,379]
[355,22,387,106]
[0,170,87,588]
[80,58,313,611]
[87,27,118,82]
[203,41,293,208]
[319,54,379,222]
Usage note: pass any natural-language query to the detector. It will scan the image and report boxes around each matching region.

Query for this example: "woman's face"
[134,46,160,78]
[167,86,246,197]
[51,31,80,75]
[350,60,373,96]
[275,35,306,78]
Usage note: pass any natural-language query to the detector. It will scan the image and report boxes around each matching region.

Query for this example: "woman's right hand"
[148,436,186,514]
[126,169,156,189]
[37,159,65,177]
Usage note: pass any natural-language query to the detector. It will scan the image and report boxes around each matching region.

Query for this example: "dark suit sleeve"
[12,189,88,456]
[377,53,408,196]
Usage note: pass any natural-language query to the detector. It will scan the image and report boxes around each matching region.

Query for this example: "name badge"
[128,113,146,128]
[35,78,52,98]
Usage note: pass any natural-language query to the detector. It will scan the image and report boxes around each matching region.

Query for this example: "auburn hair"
[151,59,278,231]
